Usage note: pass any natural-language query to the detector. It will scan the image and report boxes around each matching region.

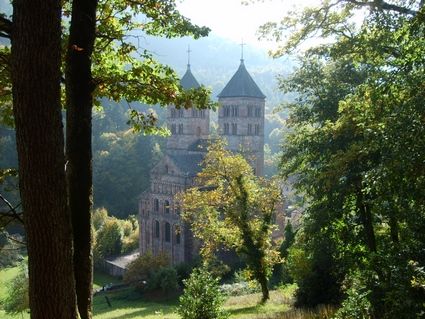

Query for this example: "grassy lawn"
[0,265,30,319]
[1,266,331,319]
[92,285,300,319]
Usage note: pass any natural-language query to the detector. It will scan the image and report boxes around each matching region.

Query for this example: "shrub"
[176,268,229,319]
[148,266,179,301]
[3,264,29,316]
[123,251,170,289]
[220,281,260,297]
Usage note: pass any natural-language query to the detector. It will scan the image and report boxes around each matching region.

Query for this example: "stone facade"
[139,60,266,264]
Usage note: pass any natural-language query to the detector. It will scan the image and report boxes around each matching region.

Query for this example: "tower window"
[231,105,238,117]
[164,200,170,214]
[175,225,181,244]
[165,222,171,242]
[196,126,201,136]
[178,124,183,134]
[171,124,176,134]
[248,124,253,135]
[232,123,237,135]
[155,220,160,239]
[223,123,230,135]
[154,198,159,211]
[255,107,261,117]
[255,124,260,135]
[248,105,253,117]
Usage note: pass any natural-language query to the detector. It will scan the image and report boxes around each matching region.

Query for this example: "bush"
[176,268,229,319]
[148,266,179,301]
[3,264,29,316]
[220,281,260,297]
[123,251,170,289]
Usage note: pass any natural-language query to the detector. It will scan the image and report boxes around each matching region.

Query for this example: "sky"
[176,0,317,50]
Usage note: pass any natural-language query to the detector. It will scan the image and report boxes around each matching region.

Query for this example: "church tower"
[166,47,210,154]
[217,56,266,176]
[139,50,209,265]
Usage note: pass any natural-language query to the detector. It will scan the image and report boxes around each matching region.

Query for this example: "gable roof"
[180,65,200,90]
[168,153,204,176]
[217,60,266,99]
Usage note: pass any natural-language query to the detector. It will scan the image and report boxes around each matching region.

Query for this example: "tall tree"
[262,0,425,315]
[5,0,215,318]
[65,2,98,318]
[179,138,283,303]
[11,0,79,318]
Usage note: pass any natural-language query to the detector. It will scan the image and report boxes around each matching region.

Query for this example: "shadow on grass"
[93,288,180,318]
[228,305,261,316]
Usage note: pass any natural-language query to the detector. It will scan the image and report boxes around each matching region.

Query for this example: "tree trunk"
[66,1,98,318]
[11,1,79,318]
[259,273,270,303]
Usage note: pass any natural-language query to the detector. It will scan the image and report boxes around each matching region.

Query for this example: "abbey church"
[138,56,266,264]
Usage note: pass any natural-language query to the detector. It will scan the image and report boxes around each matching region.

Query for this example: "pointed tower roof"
[180,65,200,90]
[180,45,200,90]
[218,59,266,99]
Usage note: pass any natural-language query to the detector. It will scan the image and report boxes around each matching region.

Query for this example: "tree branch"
[0,16,12,39]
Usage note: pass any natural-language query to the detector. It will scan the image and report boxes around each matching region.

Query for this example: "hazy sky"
[176,0,318,50]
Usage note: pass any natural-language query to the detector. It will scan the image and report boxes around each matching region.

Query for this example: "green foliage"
[273,222,296,285]
[176,268,229,319]
[147,266,179,301]
[179,137,284,302]
[269,0,425,315]
[93,208,139,261]
[94,218,124,261]
[93,207,109,231]
[92,103,164,218]
[0,232,24,269]
[123,251,170,289]
[3,263,29,316]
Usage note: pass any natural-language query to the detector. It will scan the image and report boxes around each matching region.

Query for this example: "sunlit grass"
[1,266,335,319]
[0,265,30,319]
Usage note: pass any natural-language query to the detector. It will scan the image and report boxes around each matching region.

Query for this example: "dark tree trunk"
[11,0,79,318]
[66,1,98,318]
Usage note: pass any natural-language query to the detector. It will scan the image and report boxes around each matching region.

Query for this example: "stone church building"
[138,56,266,264]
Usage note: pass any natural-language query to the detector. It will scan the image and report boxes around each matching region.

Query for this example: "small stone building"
[138,57,266,264]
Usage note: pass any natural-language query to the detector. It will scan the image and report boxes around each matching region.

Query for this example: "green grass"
[0,265,30,319]
[1,266,334,319]
[93,269,122,290]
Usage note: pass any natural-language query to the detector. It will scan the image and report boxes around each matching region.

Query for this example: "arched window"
[155,220,160,239]
[223,123,229,135]
[164,200,170,214]
[248,124,253,135]
[165,165,169,174]
[154,198,159,212]
[165,222,171,242]
[232,123,237,135]
[255,107,261,117]
[248,105,253,117]
[175,225,181,244]
[196,126,201,136]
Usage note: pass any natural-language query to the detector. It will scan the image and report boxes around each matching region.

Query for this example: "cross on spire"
[239,38,245,62]
[187,45,192,68]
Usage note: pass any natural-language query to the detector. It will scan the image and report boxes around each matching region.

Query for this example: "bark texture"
[66,1,98,318]
[11,0,79,318]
